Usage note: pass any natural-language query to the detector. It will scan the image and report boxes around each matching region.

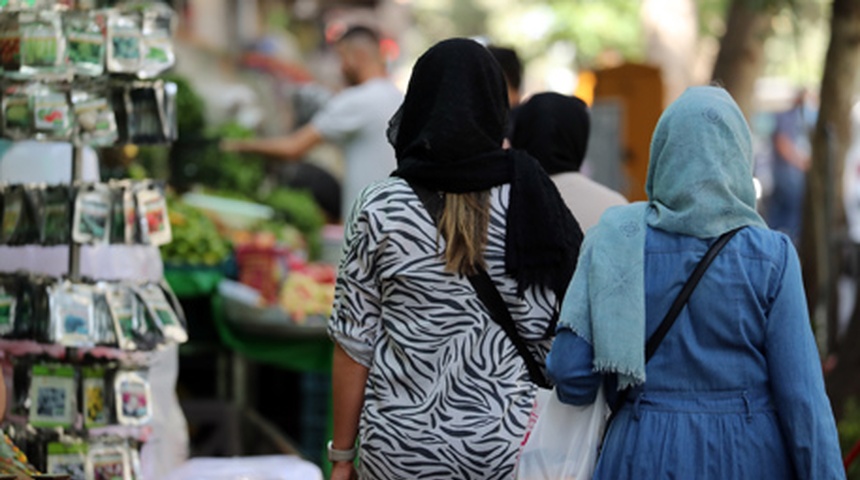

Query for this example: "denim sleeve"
[766,240,846,479]
[546,328,602,405]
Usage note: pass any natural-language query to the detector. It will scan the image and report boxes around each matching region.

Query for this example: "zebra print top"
[330,177,558,479]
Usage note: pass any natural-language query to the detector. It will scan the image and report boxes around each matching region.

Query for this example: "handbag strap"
[408,181,551,389]
[608,226,744,417]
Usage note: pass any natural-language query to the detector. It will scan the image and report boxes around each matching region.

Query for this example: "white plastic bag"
[516,387,609,480]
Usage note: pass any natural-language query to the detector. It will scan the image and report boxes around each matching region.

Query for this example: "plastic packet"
[25,273,50,341]
[134,182,170,246]
[32,86,72,139]
[48,280,95,347]
[163,80,177,141]
[2,84,31,139]
[106,11,141,74]
[86,441,130,480]
[22,182,42,243]
[113,370,151,426]
[108,181,135,244]
[72,90,117,147]
[0,275,18,337]
[65,11,105,77]
[72,183,111,244]
[82,366,108,428]
[46,440,87,480]
[40,184,71,245]
[127,83,163,143]
[0,13,21,73]
[103,283,143,350]
[134,283,185,344]
[138,3,174,78]
[1,184,33,245]
[19,10,67,77]
[92,283,117,346]
[28,363,77,428]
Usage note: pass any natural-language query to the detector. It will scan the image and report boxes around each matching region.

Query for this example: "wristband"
[327,440,357,462]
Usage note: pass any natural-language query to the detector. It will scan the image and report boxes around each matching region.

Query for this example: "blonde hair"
[438,191,490,276]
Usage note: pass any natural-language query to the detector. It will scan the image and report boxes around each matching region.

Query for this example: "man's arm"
[775,132,810,171]
[221,124,324,161]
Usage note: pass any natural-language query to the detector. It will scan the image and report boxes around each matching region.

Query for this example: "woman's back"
[594,225,842,479]
[331,178,556,479]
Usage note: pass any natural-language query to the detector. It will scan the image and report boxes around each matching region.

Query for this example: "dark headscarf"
[509,92,590,175]
[390,38,583,298]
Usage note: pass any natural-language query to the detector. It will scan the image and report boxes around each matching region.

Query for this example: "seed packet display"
[134,185,169,246]
[46,441,86,480]
[72,92,117,147]
[2,86,30,139]
[33,88,72,139]
[106,12,141,75]
[41,185,71,245]
[28,363,76,428]
[65,11,105,77]
[82,366,107,428]
[86,443,130,480]
[19,10,66,76]
[72,184,111,244]
[113,370,150,426]
[135,283,184,344]
[48,281,95,347]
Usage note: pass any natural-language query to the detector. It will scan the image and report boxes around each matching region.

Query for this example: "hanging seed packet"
[2,87,31,139]
[163,80,177,141]
[138,4,174,79]
[72,184,111,244]
[22,183,42,244]
[113,370,151,426]
[134,283,185,344]
[48,281,95,347]
[82,366,107,428]
[41,184,71,245]
[19,10,67,76]
[0,280,18,337]
[92,285,116,346]
[72,92,117,147]
[0,13,21,73]
[134,184,170,246]
[86,443,129,480]
[28,363,76,428]
[33,88,72,139]
[46,441,86,480]
[104,284,138,350]
[1,184,24,245]
[106,12,141,74]
[65,12,105,77]
[127,84,161,143]
[108,181,136,245]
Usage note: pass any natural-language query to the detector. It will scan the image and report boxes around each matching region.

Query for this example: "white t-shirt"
[551,172,629,232]
[312,78,403,217]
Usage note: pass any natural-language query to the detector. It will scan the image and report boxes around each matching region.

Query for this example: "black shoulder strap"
[609,226,743,416]
[408,181,551,388]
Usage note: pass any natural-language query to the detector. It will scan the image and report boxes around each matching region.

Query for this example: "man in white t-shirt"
[224,26,403,220]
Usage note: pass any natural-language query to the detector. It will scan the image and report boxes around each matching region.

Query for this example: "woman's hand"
[330,461,358,480]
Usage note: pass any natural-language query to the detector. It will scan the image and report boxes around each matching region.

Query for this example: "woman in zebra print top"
[328,38,583,480]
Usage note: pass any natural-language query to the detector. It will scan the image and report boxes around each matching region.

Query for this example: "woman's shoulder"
[732,226,794,262]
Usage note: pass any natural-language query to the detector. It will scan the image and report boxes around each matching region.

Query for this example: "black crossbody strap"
[408,181,550,388]
[609,226,744,416]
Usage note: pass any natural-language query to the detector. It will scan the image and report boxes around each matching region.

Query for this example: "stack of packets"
[8,425,143,480]
[0,273,187,350]
[0,180,171,248]
[0,2,176,80]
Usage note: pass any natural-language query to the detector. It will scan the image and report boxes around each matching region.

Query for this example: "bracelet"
[327,440,357,463]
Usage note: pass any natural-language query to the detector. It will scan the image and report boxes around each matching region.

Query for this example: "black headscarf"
[390,38,583,299]
[509,92,590,175]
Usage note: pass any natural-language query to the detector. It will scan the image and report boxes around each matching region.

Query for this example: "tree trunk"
[641,0,701,106]
[710,0,773,119]
[813,0,860,420]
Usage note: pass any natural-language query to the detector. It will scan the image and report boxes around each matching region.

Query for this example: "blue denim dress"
[547,226,845,479]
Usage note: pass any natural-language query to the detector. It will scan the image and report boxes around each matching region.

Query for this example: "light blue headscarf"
[558,86,768,389]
